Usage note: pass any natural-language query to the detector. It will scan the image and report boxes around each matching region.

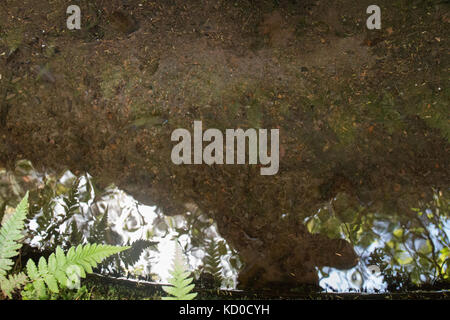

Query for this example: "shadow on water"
[1,160,449,295]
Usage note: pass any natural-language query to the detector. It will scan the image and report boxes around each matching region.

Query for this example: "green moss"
[100,66,127,101]
[1,28,23,52]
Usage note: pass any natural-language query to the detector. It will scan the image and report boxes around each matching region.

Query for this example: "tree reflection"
[0,160,449,292]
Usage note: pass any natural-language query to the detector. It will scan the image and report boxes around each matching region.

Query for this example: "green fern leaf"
[0,193,29,277]
[43,274,58,293]
[54,269,68,286]
[0,193,130,299]
[56,246,67,267]
[0,272,28,298]
[48,254,57,273]
[25,244,130,298]
[162,243,197,300]
[33,278,47,298]
[26,259,39,281]
[38,256,48,274]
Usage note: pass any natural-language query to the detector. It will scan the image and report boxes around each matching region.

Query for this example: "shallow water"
[0,0,449,297]
[1,165,449,293]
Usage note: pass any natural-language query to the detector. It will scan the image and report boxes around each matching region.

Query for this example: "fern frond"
[61,177,80,217]
[121,239,158,268]
[203,239,224,287]
[0,273,28,298]
[25,244,130,297]
[0,193,29,277]
[87,207,109,244]
[69,220,84,246]
[162,243,197,300]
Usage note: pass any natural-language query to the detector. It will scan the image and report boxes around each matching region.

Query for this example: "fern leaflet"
[162,243,197,300]
[0,272,28,298]
[0,192,29,277]
[203,239,224,288]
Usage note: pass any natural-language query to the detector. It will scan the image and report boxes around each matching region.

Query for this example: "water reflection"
[0,160,449,293]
